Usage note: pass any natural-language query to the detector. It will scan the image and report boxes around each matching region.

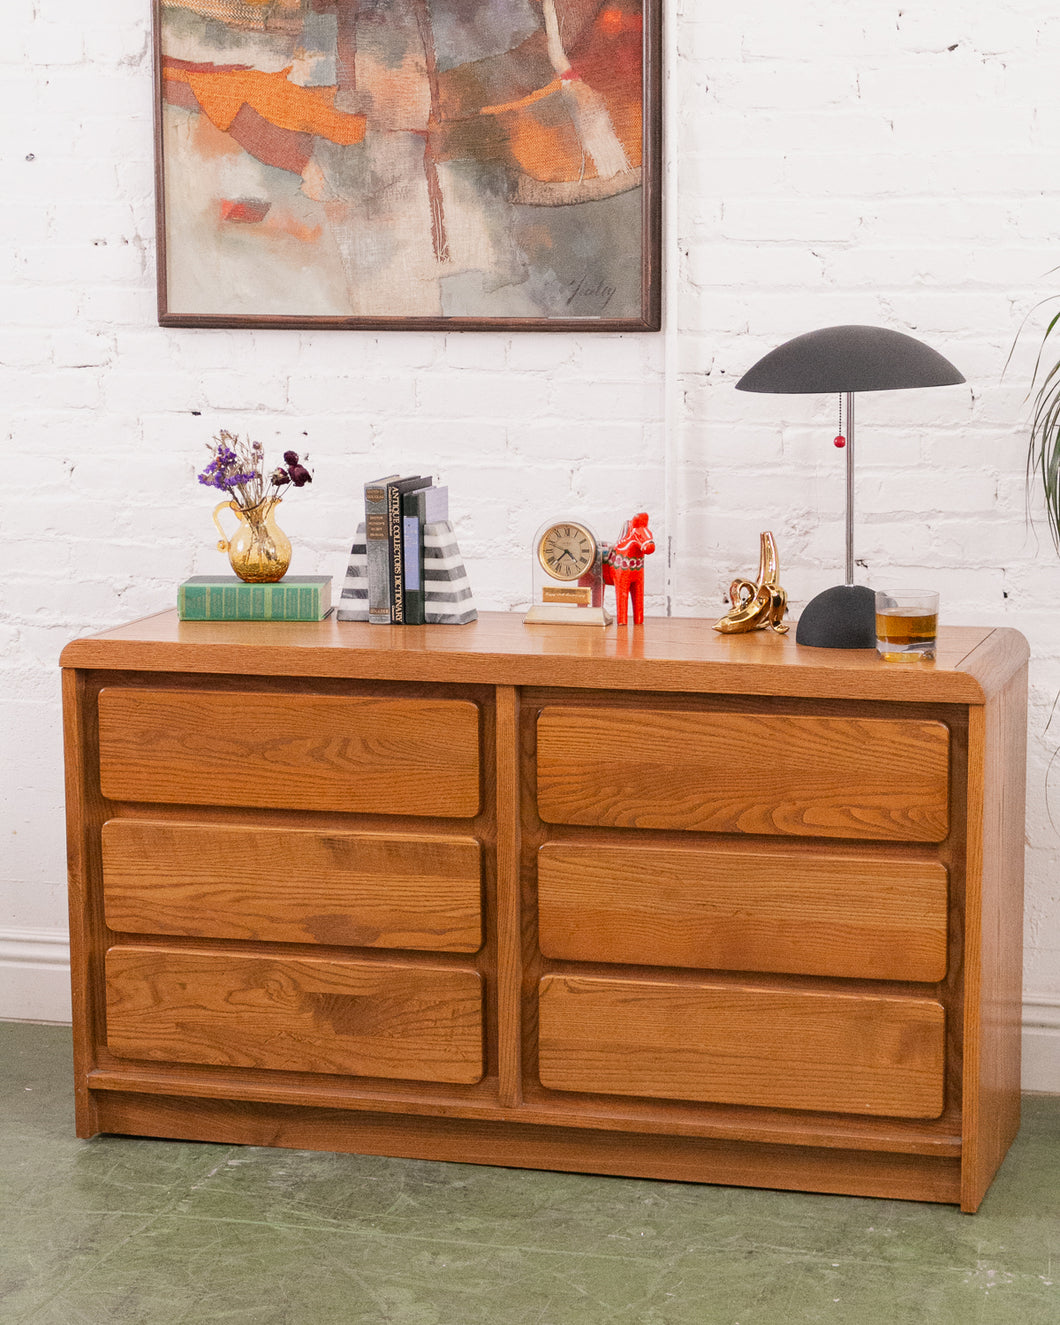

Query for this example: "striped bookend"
[337,523,368,621]
[423,521,477,625]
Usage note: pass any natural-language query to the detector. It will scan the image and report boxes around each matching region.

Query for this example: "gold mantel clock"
[524,519,612,625]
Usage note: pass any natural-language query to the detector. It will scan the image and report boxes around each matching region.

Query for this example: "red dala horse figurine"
[602,512,655,625]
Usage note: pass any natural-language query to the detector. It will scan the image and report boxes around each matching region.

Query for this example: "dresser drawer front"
[536,707,950,841]
[98,689,480,816]
[538,975,945,1118]
[538,842,948,981]
[105,947,484,1084]
[103,820,483,952]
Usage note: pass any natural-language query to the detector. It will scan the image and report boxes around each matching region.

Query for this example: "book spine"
[364,482,391,624]
[404,484,445,626]
[402,513,424,624]
[388,480,406,623]
[178,583,326,621]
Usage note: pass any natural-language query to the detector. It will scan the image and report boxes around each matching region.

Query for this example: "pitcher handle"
[212,500,237,553]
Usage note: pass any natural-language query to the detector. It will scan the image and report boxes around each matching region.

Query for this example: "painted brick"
[3,0,1060,1053]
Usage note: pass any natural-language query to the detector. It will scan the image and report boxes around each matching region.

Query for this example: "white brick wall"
[3,0,1059,1086]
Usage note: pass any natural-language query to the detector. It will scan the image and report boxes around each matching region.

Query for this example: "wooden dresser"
[60,611,1028,1211]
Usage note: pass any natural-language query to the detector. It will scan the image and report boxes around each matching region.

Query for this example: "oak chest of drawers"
[61,611,1028,1211]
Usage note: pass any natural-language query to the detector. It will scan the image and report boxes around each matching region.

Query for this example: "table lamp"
[735,324,965,648]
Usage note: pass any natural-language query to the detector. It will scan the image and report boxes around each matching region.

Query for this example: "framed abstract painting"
[153,0,661,331]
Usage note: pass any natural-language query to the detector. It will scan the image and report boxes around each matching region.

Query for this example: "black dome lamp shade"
[735,325,965,648]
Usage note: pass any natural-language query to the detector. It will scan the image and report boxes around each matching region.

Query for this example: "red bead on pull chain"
[834,395,846,447]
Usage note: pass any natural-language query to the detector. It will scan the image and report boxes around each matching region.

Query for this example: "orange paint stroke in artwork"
[219,196,321,245]
[164,64,366,146]
[480,78,565,118]
[260,213,323,245]
[220,198,271,223]
[440,1,642,186]
[598,7,642,35]
[501,100,640,184]
[275,218,322,244]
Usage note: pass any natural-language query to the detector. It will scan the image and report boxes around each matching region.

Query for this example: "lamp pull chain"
[834,395,846,448]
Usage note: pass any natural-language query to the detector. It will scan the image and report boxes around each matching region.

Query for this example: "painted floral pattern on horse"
[159,0,648,320]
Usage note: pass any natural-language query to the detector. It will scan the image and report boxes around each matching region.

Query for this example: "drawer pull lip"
[104,945,485,1086]
[101,819,483,952]
[538,973,946,1120]
[96,688,481,817]
[536,706,950,842]
[537,840,949,982]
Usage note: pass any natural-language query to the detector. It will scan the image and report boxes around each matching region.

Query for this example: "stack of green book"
[178,576,332,622]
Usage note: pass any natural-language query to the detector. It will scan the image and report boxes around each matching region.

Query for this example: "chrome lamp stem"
[844,391,855,587]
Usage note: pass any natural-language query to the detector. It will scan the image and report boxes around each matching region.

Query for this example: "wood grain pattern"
[60,613,1029,1207]
[82,1058,961,1155]
[102,820,482,952]
[97,688,480,816]
[105,946,484,1084]
[60,613,1028,706]
[494,685,523,1107]
[961,664,1028,1210]
[539,974,946,1119]
[61,668,104,1138]
[91,1090,963,1206]
[536,706,951,841]
[538,842,949,981]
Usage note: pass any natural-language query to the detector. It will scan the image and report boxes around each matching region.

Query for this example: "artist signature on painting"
[565,275,617,312]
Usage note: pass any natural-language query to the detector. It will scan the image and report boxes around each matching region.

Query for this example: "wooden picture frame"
[153,0,662,332]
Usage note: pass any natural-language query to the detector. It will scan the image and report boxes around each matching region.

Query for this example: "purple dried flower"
[197,431,316,508]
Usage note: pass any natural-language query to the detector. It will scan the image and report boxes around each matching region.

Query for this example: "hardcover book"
[386,475,432,622]
[178,576,332,621]
[403,485,449,625]
[363,474,399,624]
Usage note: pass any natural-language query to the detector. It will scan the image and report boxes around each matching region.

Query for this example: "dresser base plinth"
[89,1090,966,1210]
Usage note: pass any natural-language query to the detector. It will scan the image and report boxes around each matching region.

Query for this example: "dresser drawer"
[98,688,480,816]
[102,820,483,952]
[538,974,946,1118]
[536,706,950,842]
[105,946,484,1084]
[538,842,948,981]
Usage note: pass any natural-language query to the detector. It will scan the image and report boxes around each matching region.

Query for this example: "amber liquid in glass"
[875,611,938,661]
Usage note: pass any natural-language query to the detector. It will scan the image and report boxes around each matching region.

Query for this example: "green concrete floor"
[1,1022,1057,1325]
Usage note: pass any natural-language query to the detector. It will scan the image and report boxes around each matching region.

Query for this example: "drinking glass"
[875,590,939,662]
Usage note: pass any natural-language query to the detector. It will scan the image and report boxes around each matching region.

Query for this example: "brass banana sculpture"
[713,531,789,635]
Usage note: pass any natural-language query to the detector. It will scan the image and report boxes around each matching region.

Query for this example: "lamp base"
[795,584,876,649]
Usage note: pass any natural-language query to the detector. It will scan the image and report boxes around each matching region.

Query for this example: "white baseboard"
[0,928,72,1023]
[0,928,1057,1092]
[1022,997,1060,1094]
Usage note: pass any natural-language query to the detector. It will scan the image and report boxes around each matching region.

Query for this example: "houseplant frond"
[1012,297,1060,550]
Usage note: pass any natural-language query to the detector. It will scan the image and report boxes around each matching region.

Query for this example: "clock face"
[537,522,597,581]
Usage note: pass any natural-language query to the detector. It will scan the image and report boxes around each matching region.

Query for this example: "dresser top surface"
[60,611,1028,705]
